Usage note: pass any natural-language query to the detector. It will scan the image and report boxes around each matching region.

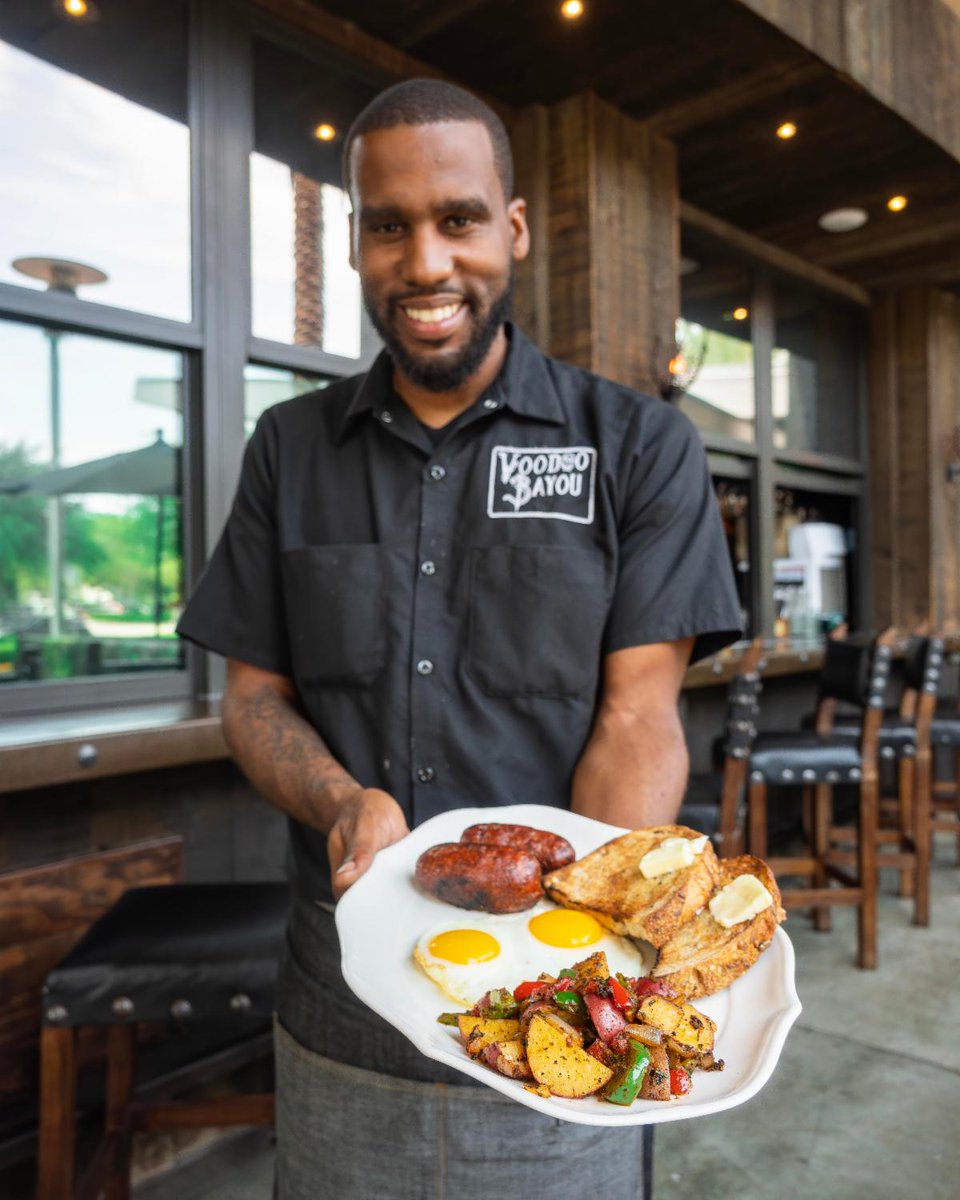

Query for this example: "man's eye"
[373,222,404,235]
[446,215,474,230]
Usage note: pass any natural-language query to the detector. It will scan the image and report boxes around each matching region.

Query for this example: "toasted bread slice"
[651,855,786,998]
[542,825,720,948]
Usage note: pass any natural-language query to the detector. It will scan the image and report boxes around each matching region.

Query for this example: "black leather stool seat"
[678,773,723,838]
[826,714,917,758]
[932,714,960,747]
[750,731,863,784]
[43,882,289,1027]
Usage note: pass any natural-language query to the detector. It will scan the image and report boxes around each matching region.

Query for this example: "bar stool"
[746,629,895,969]
[930,685,960,860]
[36,881,289,1200]
[680,637,765,857]
[825,633,944,925]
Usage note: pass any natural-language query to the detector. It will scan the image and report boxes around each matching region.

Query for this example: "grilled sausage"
[414,843,543,913]
[460,823,576,872]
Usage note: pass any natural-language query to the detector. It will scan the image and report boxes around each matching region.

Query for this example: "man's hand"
[328,787,410,900]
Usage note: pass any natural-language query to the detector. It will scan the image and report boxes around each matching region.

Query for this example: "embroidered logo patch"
[487,445,597,523]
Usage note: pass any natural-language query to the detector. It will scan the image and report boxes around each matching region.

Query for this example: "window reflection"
[244,364,332,438]
[251,37,378,358]
[773,487,854,638]
[0,319,185,684]
[0,2,191,322]
[677,247,755,442]
[715,478,752,634]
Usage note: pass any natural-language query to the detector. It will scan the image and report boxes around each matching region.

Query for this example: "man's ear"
[348,210,358,271]
[508,197,530,263]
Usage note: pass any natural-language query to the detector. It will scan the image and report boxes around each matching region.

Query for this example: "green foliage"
[0,444,46,606]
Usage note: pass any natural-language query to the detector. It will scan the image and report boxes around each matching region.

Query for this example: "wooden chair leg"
[913,753,932,927]
[35,1026,77,1200]
[898,756,915,899]
[104,1025,137,1200]
[812,783,833,932]
[747,777,768,858]
[955,748,960,866]
[857,774,879,970]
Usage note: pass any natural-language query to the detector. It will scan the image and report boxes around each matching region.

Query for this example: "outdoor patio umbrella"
[0,434,182,629]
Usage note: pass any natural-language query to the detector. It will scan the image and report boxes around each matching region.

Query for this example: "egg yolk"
[528,909,605,948]
[428,929,500,964]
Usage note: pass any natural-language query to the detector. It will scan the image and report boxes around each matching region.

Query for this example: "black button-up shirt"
[178,325,741,902]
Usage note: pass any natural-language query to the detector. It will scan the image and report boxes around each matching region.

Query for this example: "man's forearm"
[571,704,689,828]
[221,680,360,834]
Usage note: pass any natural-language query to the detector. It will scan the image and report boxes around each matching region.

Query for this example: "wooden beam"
[397,0,493,50]
[680,201,870,306]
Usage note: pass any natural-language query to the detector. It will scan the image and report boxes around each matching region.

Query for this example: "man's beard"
[363,274,513,393]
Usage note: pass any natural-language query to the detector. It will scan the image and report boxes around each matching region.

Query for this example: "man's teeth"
[403,302,462,323]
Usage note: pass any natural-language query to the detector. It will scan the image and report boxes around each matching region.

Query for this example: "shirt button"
[420,560,436,576]
[380,410,393,424]
[428,464,446,481]
[482,397,499,410]
[417,766,436,783]
[416,659,434,676]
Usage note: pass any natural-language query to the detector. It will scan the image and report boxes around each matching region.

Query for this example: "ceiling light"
[732,307,749,321]
[314,123,337,142]
[818,206,869,233]
[561,0,585,19]
[776,122,797,140]
[887,194,908,213]
[57,0,98,19]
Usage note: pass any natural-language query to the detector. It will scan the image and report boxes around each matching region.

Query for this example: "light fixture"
[817,207,869,233]
[887,194,908,213]
[313,123,337,142]
[561,0,585,19]
[57,0,99,19]
[656,332,707,401]
[732,306,749,321]
[776,121,797,140]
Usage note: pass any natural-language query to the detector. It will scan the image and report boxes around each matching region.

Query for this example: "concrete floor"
[135,841,960,1200]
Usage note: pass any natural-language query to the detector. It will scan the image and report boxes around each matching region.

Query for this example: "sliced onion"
[622,1022,664,1047]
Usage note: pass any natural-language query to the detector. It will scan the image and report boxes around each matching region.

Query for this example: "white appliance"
[774,522,848,619]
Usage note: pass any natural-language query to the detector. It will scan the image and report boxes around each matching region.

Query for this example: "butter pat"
[709,874,774,928]
[639,835,709,879]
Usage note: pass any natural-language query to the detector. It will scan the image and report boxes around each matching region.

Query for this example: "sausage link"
[460,823,576,872]
[414,843,543,913]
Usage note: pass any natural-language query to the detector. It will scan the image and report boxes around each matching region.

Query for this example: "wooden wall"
[869,286,960,628]
[511,93,679,395]
[735,0,960,165]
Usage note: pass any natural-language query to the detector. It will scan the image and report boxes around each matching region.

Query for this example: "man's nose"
[402,227,453,290]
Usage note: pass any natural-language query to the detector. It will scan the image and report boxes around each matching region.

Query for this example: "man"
[178,78,740,1198]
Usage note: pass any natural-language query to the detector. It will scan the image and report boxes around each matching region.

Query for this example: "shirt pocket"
[281,544,386,685]
[467,545,609,698]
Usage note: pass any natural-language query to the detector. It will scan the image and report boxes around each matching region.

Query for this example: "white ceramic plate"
[336,804,801,1126]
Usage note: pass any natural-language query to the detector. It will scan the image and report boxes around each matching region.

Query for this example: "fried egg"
[413,901,649,1006]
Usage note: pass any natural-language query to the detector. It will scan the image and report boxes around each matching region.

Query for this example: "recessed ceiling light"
[314,123,337,142]
[57,0,98,19]
[679,257,700,276]
[818,207,869,233]
[561,0,585,19]
[776,122,797,140]
[887,194,908,213]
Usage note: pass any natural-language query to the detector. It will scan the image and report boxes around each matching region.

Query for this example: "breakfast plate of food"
[335,804,801,1126]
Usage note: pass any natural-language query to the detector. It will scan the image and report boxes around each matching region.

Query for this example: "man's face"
[349,120,529,391]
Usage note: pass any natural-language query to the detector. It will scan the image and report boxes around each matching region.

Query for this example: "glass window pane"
[676,249,755,442]
[244,364,333,438]
[0,318,186,684]
[0,2,191,322]
[251,37,379,358]
[715,477,752,635]
[773,283,863,459]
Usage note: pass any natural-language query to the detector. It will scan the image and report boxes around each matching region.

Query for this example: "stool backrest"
[716,637,765,856]
[818,635,876,707]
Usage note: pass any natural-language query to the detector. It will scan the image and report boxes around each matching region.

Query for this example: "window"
[0,318,185,685]
[250,35,380,361]
[773,486,857,637]
[244,364,333,437]
[0,1,191,323]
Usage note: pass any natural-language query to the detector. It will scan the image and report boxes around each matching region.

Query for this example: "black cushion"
[43,882,290,1027]
[828,714,917,756]
[932,714,960,747]
[750,731,863,783]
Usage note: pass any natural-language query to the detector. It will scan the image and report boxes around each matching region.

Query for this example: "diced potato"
[489,1038,532,1080]
[573,951,611,988]
[457,1016,520,1059]
[635,995,715,1059]
[525,1013,614,1098]
[639,1042,671,1102]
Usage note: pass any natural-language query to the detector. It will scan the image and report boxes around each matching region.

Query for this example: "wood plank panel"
[509,104,550,352]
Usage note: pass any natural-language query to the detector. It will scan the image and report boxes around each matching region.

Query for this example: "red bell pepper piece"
[512,980,541,1001]
[670,1067,692,1096]
[608,976,631,1010]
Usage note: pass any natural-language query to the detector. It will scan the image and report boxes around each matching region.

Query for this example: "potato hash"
[438,950,724,1105]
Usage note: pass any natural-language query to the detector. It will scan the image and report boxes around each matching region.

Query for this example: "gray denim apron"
[274,897,652,1199]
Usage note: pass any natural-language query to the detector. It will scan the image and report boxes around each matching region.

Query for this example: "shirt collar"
[335,323,566,445]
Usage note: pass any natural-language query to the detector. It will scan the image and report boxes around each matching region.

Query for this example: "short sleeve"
[603,402,742,664]
[176,411,291,675]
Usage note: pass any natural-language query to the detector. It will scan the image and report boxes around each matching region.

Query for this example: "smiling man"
[178,79,741,1198]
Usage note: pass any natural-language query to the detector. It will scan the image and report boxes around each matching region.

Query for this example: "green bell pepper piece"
[602,1040,652,1106]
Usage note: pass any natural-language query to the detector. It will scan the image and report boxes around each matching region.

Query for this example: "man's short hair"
[342,78,514,200]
